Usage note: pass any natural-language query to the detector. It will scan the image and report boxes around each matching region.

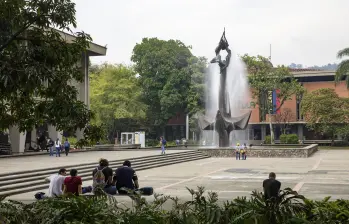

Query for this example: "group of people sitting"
[235,143,248,160]
[36,158,152,200]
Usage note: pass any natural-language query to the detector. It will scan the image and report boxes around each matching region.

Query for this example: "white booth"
[120,131,145,148]
[135,131,145,148]
[120,132,135,145]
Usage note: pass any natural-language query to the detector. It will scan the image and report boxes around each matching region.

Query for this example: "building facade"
[244,69,347,142]
[5,30,107,154]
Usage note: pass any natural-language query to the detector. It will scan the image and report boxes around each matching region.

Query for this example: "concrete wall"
[199,144,318,158]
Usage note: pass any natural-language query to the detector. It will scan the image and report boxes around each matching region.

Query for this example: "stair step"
[0,151,200,178]
[0,151,209,197]
[0,154,207,191]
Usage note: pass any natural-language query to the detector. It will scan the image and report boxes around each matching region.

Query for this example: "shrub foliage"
[1,187,348,223]
[280,134,299,144]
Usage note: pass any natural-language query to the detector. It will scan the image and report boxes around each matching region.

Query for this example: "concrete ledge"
[198,144,318,158]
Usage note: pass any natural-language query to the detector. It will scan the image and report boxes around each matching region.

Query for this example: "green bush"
[280,134,299,144]
[280,134,287,143]
[67,137,77,146]
[1,187,348,223]
[287,134,299,144]
[156,140,177,147]
[146,139,159,147]
[265,135,272,144]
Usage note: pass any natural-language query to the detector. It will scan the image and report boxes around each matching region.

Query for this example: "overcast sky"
[74,0,349,67]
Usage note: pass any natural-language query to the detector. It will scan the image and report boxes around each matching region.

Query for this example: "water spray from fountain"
[198,29,252,147]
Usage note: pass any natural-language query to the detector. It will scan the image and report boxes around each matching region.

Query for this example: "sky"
[73,0,349,67]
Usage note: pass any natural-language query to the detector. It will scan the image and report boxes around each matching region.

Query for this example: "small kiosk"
[120,131,145,148]
[134,131,145,148]
[120,132,135,145]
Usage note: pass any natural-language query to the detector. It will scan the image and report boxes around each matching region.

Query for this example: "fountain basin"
[198,144,318,158]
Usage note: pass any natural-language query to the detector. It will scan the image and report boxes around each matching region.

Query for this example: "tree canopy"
[301,88,349,139]
[241,54,304,143]
[131,38,195,129]
[335,47,349,88]
[0,0,92,132]
[90,64,147,124]
[89,64,147,139]
[241,54,304,122]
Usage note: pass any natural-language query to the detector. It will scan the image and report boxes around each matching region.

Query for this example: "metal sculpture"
[198,29,252,147]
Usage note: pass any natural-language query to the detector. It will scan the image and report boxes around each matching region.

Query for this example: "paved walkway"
[6,150,349,204]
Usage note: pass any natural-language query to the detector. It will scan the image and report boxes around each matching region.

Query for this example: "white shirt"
[55,140,61,147]
[47,174,65,197]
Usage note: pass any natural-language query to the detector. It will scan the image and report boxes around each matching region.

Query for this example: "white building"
[7,30,107,154]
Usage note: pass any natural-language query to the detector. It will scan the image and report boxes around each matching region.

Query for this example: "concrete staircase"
[0,151,209,197]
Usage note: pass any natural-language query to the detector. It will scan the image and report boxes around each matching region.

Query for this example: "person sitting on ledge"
[63,169,82,196]
[45,168,67,197]
[263,172,281,200]
[113,160,153,199]
[113,160,139,194]
[92,158,116,195]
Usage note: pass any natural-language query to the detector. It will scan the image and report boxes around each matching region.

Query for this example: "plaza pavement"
[4,150,349,205]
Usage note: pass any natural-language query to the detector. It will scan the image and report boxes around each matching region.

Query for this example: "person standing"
[48,138,55,156]
[263,172,281,200]
[55,138,61,157]
[242,143,247,160]
[64,138,70,156]
[235,143,241,160]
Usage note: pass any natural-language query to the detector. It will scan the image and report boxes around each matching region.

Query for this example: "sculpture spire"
[198,30,252,147]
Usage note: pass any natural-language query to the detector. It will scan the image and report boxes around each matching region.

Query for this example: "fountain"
[198,29,252,147]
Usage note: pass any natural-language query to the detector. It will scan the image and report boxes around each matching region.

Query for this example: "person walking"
[48,138,55,156]
[160,137,166,155]
[64,138,70,156]
[55,138,61,157]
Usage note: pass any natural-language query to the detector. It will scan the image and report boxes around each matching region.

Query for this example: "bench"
[0,143,11,155]
[274,140,338,146]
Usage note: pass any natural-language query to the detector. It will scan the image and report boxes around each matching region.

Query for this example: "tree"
[131,38,193,132]
[241,54,305,143]
[187,57,207,137]
[275,108,294,135]
[89,64,147,140]
[0,0,92,132]
[335,47,349,88]
[301,88,349,140]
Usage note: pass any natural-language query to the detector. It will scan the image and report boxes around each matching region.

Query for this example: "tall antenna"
[269,44,272,61]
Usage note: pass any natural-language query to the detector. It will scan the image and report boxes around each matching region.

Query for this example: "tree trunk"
[269,113,274,144]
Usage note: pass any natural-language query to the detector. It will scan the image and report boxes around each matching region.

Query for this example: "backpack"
[34,192,46,200]
[64,141,70,148]
[162,139,167,145]
[92,167,107,190]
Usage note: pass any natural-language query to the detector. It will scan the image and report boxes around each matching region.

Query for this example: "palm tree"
[335,47,349,88]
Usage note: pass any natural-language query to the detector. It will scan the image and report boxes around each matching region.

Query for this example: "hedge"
[1,187,348,223]
[280,134,299,144]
